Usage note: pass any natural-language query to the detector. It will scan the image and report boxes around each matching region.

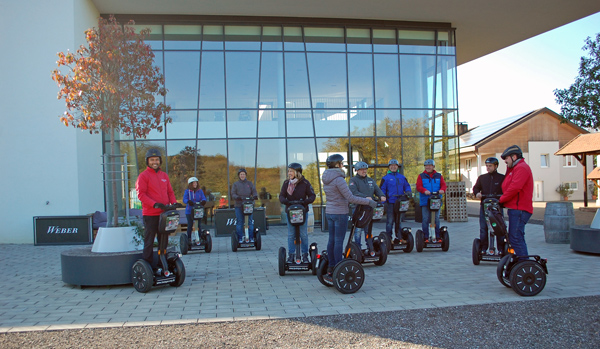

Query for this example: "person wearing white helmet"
[183,177,207,245]
[416,159,447,242]
[349,161,386,249]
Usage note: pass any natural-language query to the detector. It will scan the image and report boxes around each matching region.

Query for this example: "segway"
[131,203,186,293]
[415,192,449,252]
[378,194,414,253]
[180,202,212,254]
[472,196,507,265]
[347,201,387,266]
[231,197,262,252]
[315,206,366,294]
[278,200,318,276]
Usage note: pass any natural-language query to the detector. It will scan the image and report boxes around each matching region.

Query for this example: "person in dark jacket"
[380,159,412,241]
[416,159,447,242]
[349,161,386,248]
[279,163,316,263]
[183,177,207,245]
[231,168,259,243]
[472,157,505,254]
[322,154,376,283]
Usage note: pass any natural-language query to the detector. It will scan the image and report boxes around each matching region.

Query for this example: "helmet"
[288,162,303,174]
[501,145,522,160]
[485,157,499,166]
[188,177,198,184]
[354,161,368,171]
[237,168,247,177]
[326,154,344,169]
[388,159,399,167]
[424,159,435,166]
[145,148,162,166]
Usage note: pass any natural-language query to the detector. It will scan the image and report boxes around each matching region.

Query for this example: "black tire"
[378,232,391,253]
[310,247,318,276]
[441,229,450,252]
[131,260,153,293]
[231,231,238,252]
[347,242,363,263]
[204,232,212,253]
[404,232,414,253]
[255,231,262,251]
[374,240,388,266]
[497,254,512,288]
[169,258,185,287]
[316,254,332,287]
[278,247,286,276]
[415,230,424,252]
[472,238,481,265]
[333,259,365,294]
[180,234,188,255]
[510,260,547,297]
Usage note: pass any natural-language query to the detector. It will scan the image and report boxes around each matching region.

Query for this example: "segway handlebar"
[163,203,183,211]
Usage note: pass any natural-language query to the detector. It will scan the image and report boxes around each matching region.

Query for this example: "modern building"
[459,108,592,201]
[2,1,599,243]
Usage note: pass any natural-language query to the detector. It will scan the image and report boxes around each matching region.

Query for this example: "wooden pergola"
[555,133,600,207]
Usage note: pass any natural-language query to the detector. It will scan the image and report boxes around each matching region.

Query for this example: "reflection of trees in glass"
[304,162,323,205]
[168,146,204,199]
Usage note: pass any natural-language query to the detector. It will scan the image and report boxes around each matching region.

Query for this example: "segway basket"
[397,194,410,212]
[429,193,442,211]
[159,210,180,234]
[287,203,305,226]
[242,200,254,214]
[373,206,384,220]
[193,203,204,219]
[484,198,506,237]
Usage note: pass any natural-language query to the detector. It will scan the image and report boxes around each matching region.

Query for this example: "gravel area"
[2,295,598,348]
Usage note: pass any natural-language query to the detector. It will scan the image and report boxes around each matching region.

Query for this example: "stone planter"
[91,226,141,253]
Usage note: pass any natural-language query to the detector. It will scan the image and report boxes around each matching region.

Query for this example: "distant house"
[459,107,592,201]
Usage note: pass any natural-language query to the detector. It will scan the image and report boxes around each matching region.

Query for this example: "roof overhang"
[91,0,600,65]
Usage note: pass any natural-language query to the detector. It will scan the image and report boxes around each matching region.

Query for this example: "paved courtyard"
[1,217,599,333]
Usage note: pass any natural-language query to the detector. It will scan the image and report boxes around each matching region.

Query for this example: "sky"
[457,12,600,129]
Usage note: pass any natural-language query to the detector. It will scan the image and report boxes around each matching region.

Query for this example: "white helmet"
[188,177,199,184]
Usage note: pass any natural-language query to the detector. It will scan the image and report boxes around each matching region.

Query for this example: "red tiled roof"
[555,133,600,156]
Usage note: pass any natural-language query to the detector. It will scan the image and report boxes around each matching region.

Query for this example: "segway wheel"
[204,232,212,253]
[510,260,547,297]
[310,247,318,276]
[378,232,391,254]
[497,254,512,288]
[169,258,186,287]
[347,242,363,263]
[415,230,424,252]
[255,231,262,251]
[404,232,414,253]
[374,240,388,266]
[231,231,238,252]
[180,234,189,255]
[131,260,153,293]
[441,229,450,252]
[278,247,286,276]
[316,254,332,287]
[472,238,481,265]
[333,259,365,294]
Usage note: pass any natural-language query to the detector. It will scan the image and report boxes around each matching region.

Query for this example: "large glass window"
[165,51,200,109]
[199,52,225,109]
[374,54,400,108]
[307,53,347,109]
[226,52,260,108]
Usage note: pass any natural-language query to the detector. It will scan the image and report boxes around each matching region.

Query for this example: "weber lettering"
[226,218,237,225]
[47,226,78,234]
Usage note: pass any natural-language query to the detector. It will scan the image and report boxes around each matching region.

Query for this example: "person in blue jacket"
[380,159,412,242]
[183,177,207,245]
[416,159,447,242]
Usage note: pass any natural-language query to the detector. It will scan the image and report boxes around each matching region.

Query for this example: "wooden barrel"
[543,201,574,243]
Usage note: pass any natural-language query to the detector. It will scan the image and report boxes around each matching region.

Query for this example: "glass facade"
[110,20,459,225]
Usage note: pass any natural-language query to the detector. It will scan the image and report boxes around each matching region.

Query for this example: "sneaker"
[301,254,309,263]
[323,272,333,283]
[250,238,255,243]
[437,238,443,243]
[238,238,244,244]
[287,254,294,263]
[424,238,430,243]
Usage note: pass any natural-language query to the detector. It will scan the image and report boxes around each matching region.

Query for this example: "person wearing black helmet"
[499,145,533,257]
[380,159,412,241]
[136,148,177,268]
[322,154,376,282]
[349,161,386,248]
[279,163,316,263]
[231,168,259,243]
[472,157,505,254]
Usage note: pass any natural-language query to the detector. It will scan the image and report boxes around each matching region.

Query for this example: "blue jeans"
[185,214,202,238]
[507,209,531,257]
[385,201,401,238]
[235,207,254,240]
[327,213,348,268]
[354,227,368,248]
[287,218,308,255]
[421,205,441,239]
[479,206,504,252]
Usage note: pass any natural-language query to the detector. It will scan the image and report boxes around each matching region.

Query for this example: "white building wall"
[0,0,100,243]
[529,141,560,201]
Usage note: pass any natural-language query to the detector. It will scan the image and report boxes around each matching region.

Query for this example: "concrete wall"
[0,0,101,243]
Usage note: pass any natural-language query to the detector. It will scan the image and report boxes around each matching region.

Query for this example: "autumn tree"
[52,15,171,226]
[555,33,600,130]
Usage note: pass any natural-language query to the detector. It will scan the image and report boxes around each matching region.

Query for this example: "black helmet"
[326,154,344,169]
[354,161,368,171]
[388,159,399,167]
[288,163,303,174]
[145,148,162,166]
[485,157,499,166]
[501,145,522,160]
[237,168,247,177]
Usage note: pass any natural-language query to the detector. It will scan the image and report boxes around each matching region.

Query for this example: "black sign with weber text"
[33,215,92,246]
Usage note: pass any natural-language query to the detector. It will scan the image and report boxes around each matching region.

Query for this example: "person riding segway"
[230,168,262,251]
[415,159,449,252]
[379,159,413,253]
[180,177,212,254]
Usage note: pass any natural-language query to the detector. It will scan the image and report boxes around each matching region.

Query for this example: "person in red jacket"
[136,148,177,268]
[499,145,533,257]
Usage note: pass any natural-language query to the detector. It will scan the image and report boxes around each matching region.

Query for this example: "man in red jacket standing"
[136,148,177,268]
[499,145,533,257]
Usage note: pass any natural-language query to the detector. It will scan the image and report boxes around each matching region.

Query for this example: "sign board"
[34,215,93,246]
[215,208,267,237]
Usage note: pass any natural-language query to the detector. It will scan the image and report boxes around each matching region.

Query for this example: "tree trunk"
[110,128,119,227]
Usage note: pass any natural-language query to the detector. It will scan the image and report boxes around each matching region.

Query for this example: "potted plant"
[556,184,574,201]
[52,16,171,252]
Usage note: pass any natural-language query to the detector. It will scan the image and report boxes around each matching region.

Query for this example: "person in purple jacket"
[322,154,376,283]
